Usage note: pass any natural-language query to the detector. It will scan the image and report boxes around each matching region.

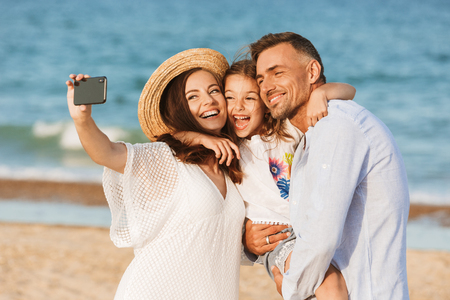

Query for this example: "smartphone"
[74,76,107,105]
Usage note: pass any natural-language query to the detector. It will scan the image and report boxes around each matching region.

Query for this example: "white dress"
[102,142,245,300]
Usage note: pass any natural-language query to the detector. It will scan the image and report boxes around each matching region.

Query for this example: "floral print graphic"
[277,177,290,200]
[283,153,294,180]
[269,152,294,200]
[269,158,288,181]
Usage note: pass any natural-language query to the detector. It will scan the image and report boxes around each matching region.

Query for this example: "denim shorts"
[262,227,296,280]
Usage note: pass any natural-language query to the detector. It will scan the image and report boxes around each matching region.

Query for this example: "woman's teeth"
[200,110,219,118]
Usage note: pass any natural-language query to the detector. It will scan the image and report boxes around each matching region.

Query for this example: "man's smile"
[267,93,285,105]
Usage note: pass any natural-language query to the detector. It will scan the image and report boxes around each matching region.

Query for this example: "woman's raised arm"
[66,74,127,173]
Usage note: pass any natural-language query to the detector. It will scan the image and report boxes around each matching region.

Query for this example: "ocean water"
[0,0,449,205]
[1,199,450,251]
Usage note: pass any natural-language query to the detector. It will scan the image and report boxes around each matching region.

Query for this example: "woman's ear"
[307,60,322,84]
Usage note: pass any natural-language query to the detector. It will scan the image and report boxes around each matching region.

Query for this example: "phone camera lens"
[99,79,104,83]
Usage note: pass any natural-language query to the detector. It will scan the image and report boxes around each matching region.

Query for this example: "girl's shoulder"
[284,119,304,143]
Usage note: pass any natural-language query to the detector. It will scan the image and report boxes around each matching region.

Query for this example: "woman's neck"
[198,157,227,199]
[198,157,221,174]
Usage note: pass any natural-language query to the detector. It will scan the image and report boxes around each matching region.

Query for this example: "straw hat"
[138,48,229,141]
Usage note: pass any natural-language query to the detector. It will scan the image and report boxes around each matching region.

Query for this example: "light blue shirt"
[283,100,410,300]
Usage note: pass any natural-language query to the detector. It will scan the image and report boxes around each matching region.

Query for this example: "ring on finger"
[266,235,270,245]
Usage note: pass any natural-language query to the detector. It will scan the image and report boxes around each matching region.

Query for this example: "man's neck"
[289,82,324,133]
[289,107,309,133]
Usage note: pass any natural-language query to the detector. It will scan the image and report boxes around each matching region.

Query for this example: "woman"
[66,49,245,299]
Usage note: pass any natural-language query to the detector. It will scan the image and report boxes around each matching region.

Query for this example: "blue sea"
[0,0,450,248]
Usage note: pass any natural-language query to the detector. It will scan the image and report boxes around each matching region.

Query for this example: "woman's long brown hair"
[156,68,243,184]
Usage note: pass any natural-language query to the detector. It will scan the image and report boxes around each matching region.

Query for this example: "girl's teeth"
[234,116,250,129]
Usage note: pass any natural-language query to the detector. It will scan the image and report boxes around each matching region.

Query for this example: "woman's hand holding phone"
[66,74,93,123]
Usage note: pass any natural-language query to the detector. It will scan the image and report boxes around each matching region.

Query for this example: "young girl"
[66,49,246,300]
[179,59,355,299]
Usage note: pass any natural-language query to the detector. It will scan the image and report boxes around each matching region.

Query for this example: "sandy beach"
[1,179,450,299]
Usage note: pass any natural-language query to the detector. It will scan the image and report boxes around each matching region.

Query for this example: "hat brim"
[138,48,229,141]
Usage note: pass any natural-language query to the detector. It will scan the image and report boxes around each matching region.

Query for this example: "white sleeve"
[102,142,179,249]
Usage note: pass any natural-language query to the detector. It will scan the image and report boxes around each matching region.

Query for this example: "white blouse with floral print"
[237,120,304,225]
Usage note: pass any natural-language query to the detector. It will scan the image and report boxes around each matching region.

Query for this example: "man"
[244,32,410,299]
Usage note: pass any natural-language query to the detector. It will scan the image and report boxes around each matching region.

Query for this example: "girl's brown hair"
[157,68,243,184]
[224,59,293,142]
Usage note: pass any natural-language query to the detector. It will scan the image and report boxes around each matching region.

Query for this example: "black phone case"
[74,76,107,105]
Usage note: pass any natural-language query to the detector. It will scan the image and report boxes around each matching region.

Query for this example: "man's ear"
[307,60,321,84]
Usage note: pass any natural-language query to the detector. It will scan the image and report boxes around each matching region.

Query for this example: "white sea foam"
[32,121,66,138]
[31,121,83,149]
[31,121,130,150]
[59,123,83,150]
[102,127,129,143]
[58,123,129,150]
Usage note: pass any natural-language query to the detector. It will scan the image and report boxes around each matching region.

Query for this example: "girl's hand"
[174,132,241,166]
[306,88,328,127]
[200,135,241,166]
[66,74,92,122]
[306,82,356,127]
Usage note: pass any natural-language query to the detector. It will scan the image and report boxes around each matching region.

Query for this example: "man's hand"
[272,266,284,296]
[243,220,290,256]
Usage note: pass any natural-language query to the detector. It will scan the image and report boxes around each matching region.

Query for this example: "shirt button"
[293,201,297,205]
[322,164,327,169]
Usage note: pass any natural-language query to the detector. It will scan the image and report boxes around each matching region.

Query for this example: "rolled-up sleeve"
[282,114,370,299]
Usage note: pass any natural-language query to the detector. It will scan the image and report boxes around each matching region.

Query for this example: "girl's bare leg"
[314,264,348,300]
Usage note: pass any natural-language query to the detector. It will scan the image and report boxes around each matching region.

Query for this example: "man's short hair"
[250,32,326,84]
